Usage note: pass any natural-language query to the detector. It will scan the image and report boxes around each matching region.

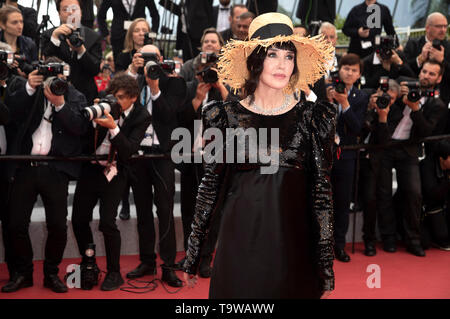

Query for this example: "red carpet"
[0,243,449,299]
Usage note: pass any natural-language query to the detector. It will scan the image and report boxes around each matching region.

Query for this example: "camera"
[432,39,443,51]
[137,52,160,75]
[143,32,157,45]
[15,55,34,75]
[82,94,120,120]
[80,243,100,290]
[36,62,71,96]
[308,20,322,36]
[405,81,437,102]
[59,28,84,48]
[374,35,399,60]
[197,65,218,84]
[145,59,176,80]
[330,69,346,94]
[0,50,14,81]
[376,77,391,109]
[200,52,218,64]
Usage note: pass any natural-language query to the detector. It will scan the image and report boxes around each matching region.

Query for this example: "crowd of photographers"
[0,0,448,294]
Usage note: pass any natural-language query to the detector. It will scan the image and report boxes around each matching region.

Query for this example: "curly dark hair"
[243,41,298,102]
[106,71,140,98]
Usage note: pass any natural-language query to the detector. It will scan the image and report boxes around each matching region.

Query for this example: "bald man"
[404,12,450,105]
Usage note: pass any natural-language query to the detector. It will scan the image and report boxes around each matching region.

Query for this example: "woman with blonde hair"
[115,18,151,72]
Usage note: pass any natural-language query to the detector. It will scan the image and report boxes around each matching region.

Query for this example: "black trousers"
[179,162,221,258]
[359,156,381,244]
[331,157,356,250]
[130,157,177,266]
[377,148,422,246]
[7,164,69,276]
[1,171,14,277]
[72,163,127,272]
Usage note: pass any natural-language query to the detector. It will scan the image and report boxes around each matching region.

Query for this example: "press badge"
[104,163,118,182]
[124,20,133,30]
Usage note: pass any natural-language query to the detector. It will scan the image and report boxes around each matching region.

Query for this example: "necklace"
[247,94,293,115]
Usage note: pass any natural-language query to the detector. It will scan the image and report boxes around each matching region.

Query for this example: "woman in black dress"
[183,12,336,299]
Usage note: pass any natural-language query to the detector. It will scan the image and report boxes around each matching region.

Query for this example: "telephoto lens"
[44,76,68,96]
[376,93,391,109]
[145,60,162,80]
[82,95,118,120]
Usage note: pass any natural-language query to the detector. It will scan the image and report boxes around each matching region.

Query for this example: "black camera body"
[59,28,84,48]
[80,243,100,290]
[405,81,437,102]
[200,52,218,64]
[143,32,157,45]
[330,70,346,94]
[376,76,391,109]
[374,35,399,60]
[0,50,13,81]
[36,62,70,96]
[197,65,218,84]
[432,39,443,51]
[82,94,120,121]
[145,60,176,80]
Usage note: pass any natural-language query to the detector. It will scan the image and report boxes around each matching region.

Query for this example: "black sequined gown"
[184,100,337,299]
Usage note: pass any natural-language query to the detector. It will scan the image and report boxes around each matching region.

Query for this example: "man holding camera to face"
[125,44,186,287]
[1,57,88,293]
[71,73,151,291]
[326,53,368,262]
[375,60,447,257]
[40,0,102,105]
[404,12,450,106]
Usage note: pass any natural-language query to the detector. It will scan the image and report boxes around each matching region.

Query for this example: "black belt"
[29,161,50,167]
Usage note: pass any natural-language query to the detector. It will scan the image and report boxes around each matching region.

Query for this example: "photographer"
[0,0,37,40]
[358,78,400,256]
[1,57,88,293]
[342,0,396,59]
[115,18,152,72]
[125,44,186,287]
[0,5,37,77]
[40,0,102,104]
[71,73,151,291]
[403,12,450,106]
[326,53,368,262]
[376,59,447,257]
[362,36,415,89]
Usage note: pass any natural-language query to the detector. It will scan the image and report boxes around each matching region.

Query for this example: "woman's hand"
[183,272,198,288]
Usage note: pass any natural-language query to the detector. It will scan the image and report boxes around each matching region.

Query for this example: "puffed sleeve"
[305,101,337,292]
[183,101,229,275]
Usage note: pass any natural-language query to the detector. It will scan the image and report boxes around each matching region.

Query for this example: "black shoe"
[334,247,350,262]
[364,242,377,257]
[383,240,397,253]
[119,204,130,220]
[126,263,156,279]
[161,266,183,288]
[406,245,426,257]
[198,256,212,278]
[1,273,33,293]
[173,257,186,271]
[44,274,68,293]
[101,272,124,291]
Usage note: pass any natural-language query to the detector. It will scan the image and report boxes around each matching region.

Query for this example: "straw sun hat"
[217,12,334,94]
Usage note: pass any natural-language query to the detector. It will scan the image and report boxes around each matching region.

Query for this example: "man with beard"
[376,59,447,257]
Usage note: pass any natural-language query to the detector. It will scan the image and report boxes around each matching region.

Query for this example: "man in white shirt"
[213,0,231,33]
[376,59,447,257]
[1,59,88,294]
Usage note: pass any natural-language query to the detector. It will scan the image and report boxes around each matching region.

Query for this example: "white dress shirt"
[25,82,64,155]
[392,97,425,140]
[122,0,136,17]
[216,5,231,33]
[140,86,161,147]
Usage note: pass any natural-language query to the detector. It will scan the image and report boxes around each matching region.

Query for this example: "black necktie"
[220,7,229,11]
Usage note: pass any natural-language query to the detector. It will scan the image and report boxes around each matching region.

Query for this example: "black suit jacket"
[246,0,278,15]
[136,75,187,153]
[403,36,450,106]
[41,26,102,105]
[220,28,235,44]
[18,4,38,40]
[98,0,160,43]
[342,1,396,59]
[4,77,88,180]
[377,96,447,158]
[83,101,151,174]
[335,86,368,159]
